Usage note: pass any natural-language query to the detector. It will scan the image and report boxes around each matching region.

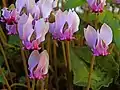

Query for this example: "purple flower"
[28,50,49,79]
[18,13,49,50]
[1,8,18,34]
[16,0,58,19]
[84,23,113,56]
[87,0,106,13]
[49,9,80,41]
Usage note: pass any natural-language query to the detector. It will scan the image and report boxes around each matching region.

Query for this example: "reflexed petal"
[66,10,80,33]
[99,23,113,45]
[84,25,97,49]
[2,8,10,19]
[37,0,54,18]
[52,0,58,8]
[18,13,28,39]
[31,5,40,19]
[15,0,26,13]
[23,14,34,41]
[35,18,49,42]
[28,50,40,76]
[26,0,35,11]
[35,50,49,75]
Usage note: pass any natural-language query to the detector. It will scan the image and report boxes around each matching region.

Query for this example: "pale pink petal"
[18,13,28,40]
[35,50,49,75]
[99,23,113,45]
[66,9,80,33]
[28,50,40,77]
[22,14,34,41]
[84,25,97,49]
[15,0,26,13]
[35,18,49,42]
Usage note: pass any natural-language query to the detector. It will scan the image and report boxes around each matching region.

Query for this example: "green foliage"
[8,35,20,46]
[70,46,119,90]
[64,0,86,9]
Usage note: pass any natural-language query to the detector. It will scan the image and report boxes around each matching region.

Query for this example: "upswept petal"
[28,50,40,76]
[18,13,28,40]
[23,14,34,41]
[15,0,26,13]
[84,25,97,49]
[52,0,58,8]
[66,10,80,33]
[2,8,10,19]
[35,18,49,42]
[35,50,49,75]
[99,23,113,45]
[87,0,95,7]
[31,5,40,19]
[6,24,17,35]
[26,0,35,12]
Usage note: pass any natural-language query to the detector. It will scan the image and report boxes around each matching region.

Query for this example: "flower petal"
[66,9,80,33]
[15,0,26,13]
[35,50,49,75]
[18,13,28,40]
[2,8,10,19]
[28,50,40,77]
[84,25,97,49]
[37,0,54,18]
[99,23,113,45]
[35,18,49,42]
[22,14,34,41]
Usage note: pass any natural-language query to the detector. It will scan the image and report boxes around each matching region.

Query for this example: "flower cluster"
[0,0,113,80]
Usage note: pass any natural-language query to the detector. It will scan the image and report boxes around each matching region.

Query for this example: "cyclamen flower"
[49,9,80,40]
[18,13,49,50]
[1,8,18,34]
[84,23,113,56]
[87,0,106,13]
[16,0,58,19]
[28,50,49,79]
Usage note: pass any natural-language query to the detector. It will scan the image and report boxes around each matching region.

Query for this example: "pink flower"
[28,50,49,79]
[18,13,49,50]
[84,23,113,56]
[87,0,106,13]
[1,8,18,34]
[49,9,80,40]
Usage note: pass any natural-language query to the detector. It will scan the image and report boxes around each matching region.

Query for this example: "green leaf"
[64,0,86,9]
[8,35,20,46]
[70,46,119,90]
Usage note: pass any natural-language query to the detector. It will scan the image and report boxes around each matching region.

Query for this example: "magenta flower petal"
[99,23,113,46]
[35,18,49,42]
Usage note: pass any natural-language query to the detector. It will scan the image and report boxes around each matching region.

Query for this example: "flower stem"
[86,55,95,90]
[2,0,7,7]
[61,41,67,67]
[65,40,73,90]
[0,43,13,84]
[32,79,35,90]
[20,41,31,90]
[0,67,11,90]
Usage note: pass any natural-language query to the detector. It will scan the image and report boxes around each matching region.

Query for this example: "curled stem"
[86,55,95,90]
[10,83,28,88]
